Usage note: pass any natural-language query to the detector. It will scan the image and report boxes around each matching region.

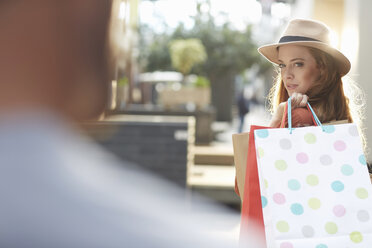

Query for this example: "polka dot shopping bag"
[254,98,372,248]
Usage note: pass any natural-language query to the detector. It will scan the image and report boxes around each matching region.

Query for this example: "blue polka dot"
[323,125,335,133]
[290,203,304,215]
[261,196,268,208]
[331,181,344,192]
[359,154,367,165]
[255,129,269,138]
[288,179,301,191]
[316,244,328,248]
[341,164,354,176]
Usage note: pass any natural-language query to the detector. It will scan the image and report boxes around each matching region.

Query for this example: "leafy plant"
[169,39,207,77]
[137,3,269,121]
[193,76,210,88]
[118,77,129,87]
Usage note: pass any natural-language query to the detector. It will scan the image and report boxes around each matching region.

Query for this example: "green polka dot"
[325,222,338,234]
[331,181,344,192]
[323,125,335,133]
[264,179,268,189]
[275,160,287,171]
[276,221,289,233]
[308,198,321,209]
[261,196,268,208]
[350,231,363,243]
[256,129,269,138]
[341,164,353,176]
[356,188,368,199]
[359,154,367,165]
[257,147,264,158]
[288,179,301,191]
[290,203,304,215]
[304,133,317,144]
[306,175,319,186]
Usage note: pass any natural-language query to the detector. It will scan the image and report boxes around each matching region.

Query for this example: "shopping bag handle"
[279,98,319,129]
[285,97,324,134]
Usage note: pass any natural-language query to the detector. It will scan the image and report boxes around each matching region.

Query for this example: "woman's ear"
[317,64,325,80]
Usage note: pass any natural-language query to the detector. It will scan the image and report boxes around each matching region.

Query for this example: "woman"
[234,19,368,197]
[258,19,363,131]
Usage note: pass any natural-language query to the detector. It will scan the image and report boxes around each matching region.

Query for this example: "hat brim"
[258,41,351,76]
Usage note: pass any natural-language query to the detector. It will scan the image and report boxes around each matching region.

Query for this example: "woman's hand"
[269,93,309,127]
[290,92,308,108]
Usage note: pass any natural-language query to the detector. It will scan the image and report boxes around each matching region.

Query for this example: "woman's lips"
[286,84,298,90]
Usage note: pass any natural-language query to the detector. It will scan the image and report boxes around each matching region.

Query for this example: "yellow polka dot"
[275,160,287,171]
[276,221,289,233]
[356,188,368,199]
[325,222,338,234]
[350,231,363,243]
[306,175,319,186]
[308,198,321,210]
[304,133,317,144]
[257,147,264,158]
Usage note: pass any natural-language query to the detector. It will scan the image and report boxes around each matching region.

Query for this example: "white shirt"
[0,111,248,248]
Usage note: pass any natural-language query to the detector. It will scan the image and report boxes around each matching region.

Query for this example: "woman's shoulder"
[276,107,314,128]
[292,107,314,127]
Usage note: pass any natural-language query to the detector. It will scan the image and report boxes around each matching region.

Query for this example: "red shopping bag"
[239,105,289,245]
[239,125,271,246]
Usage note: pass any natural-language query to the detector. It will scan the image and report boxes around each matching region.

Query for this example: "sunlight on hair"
[342,76,368,155]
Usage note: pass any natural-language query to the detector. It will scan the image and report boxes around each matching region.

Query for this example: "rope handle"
[280,97,324,133]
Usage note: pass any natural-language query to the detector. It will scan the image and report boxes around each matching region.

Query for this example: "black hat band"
[279,36,321,43]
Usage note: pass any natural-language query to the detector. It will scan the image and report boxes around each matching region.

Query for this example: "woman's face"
[278,45,321,96]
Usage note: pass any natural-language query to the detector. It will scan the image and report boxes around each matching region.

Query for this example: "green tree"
[169,39,207,78]
[138,24,173,72]
[182,5,262,121]
[138,4,270,121]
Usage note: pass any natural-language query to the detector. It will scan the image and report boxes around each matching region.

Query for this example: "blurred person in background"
[236,91,250,133]
[0,0,265,247]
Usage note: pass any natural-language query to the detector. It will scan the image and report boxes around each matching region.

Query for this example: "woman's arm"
[269,102,286,127]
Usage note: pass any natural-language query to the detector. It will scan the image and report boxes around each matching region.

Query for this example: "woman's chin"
[287,90,305,96]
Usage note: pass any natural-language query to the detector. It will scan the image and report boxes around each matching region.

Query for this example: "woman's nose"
[282,66,293,79]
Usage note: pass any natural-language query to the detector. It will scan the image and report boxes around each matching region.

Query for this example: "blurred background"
[85,0,372,239]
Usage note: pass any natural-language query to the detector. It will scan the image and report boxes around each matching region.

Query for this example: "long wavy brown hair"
[268,47,352,123]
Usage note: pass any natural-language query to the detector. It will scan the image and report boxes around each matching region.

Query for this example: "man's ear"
[58,0,112,121]
[64,76,109,121]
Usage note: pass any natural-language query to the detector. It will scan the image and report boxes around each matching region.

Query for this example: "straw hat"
[258,19,350,76]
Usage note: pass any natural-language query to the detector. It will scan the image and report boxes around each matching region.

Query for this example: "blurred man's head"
[0,0,113,120]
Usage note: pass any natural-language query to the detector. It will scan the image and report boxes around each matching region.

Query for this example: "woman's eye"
[294,62,304,67]
[278,64,285,69]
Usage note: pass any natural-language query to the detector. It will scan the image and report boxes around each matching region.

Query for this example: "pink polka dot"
[273,193,286,204]
[333,205,346,217]
[334,140,346,151]
[280,242,294,248]
[296,152,309,164]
